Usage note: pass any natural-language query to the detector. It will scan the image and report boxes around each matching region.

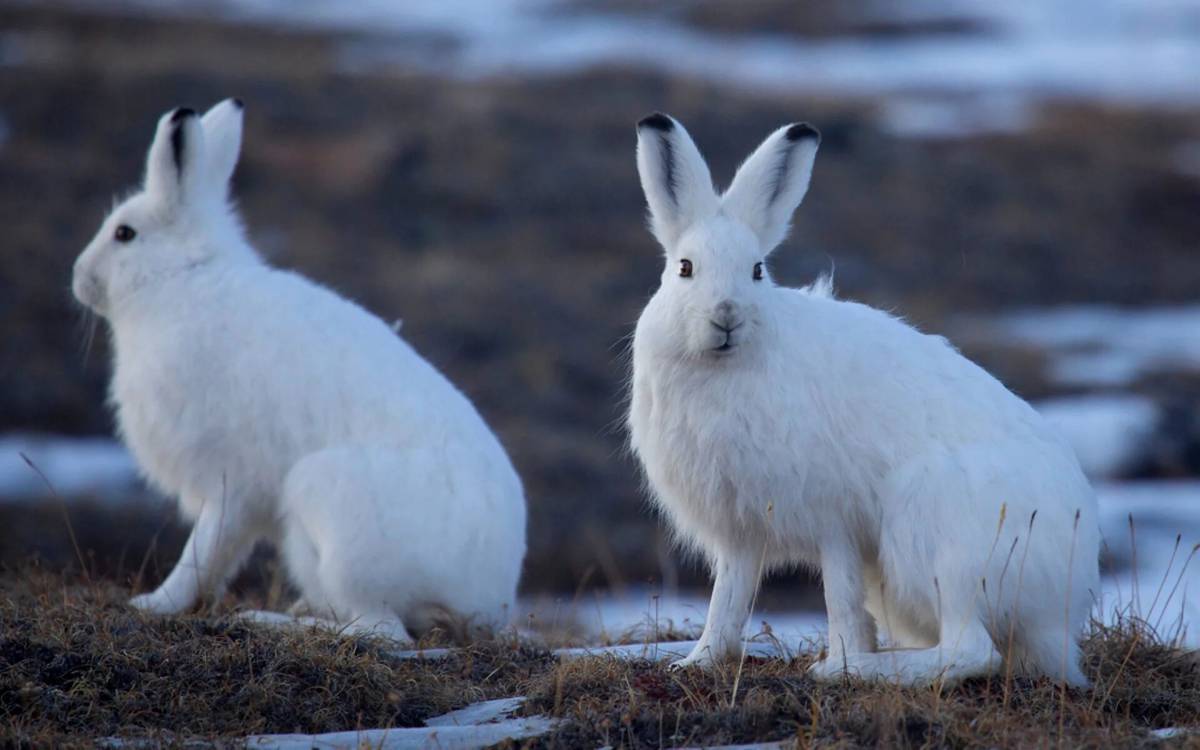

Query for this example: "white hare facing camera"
[72,100,527,642]
[627,113,1099,685]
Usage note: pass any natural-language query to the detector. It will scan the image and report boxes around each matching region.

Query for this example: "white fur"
[72,101,526,641]
[628,114,1099,685]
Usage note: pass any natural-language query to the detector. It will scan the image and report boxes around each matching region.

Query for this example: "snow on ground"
[523,586,826,646]
[0,433,138,502]
[1034,394,1160,480]
[39,0,1200,136]
[553,639,787,662]
[876,93,1036,139]
[1096,481,1200,646]
[243,709,557,750]
[985,305,1200,388]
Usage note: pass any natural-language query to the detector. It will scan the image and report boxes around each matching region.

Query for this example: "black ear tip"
[232,98,244,109]
[170,107,197,123]
[786,122,820,143]
[638,112,674,132]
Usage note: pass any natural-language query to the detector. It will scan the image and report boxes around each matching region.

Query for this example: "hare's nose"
[711,300,743,332]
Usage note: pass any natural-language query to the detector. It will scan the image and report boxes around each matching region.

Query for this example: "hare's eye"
[114,225,137,243]
[679,259,693,278]
[753,262,764,281]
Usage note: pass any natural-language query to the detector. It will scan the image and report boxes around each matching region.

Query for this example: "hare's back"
[198,267,491,451]
[783,292,1065,451]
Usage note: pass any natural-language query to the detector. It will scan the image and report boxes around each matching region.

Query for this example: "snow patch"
[555,638,787,662]
[44,0,1200,132]
[0,433,138,502]
[982,305,1200,387]
[1097,481,1200,646]
[243,715,558,749]
[523,586,826,644]
[425,697,527,727]
[878,93,1035,139]
[1035,394,1159,479]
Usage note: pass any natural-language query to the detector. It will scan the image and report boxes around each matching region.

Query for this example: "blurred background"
[1,0,1197,643]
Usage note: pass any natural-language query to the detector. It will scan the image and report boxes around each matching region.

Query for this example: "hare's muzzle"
[708,299,746,353]
[71,261,105,313]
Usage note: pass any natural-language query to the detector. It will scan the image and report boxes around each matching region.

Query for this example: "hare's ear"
[200,98,244,193]
[144,107,207,205]
[721,123,820,253]
[636,113,719,250]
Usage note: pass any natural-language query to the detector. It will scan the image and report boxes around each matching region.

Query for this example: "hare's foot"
[669,642,718,671]
[809,624,1000,686]
[129,587,190,615]
[342,612,414,645]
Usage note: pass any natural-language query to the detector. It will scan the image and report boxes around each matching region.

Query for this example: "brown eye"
[114,225,137,243]
[679,259,693,278]
[753,261,764,281]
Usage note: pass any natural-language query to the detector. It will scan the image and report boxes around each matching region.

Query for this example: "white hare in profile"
[72,100,526,641]
[627,113,1099,685]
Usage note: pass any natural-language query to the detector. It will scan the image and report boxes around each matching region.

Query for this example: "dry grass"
[2,571,1196,748]
[526,621,1199,748]
[0,571,551,747]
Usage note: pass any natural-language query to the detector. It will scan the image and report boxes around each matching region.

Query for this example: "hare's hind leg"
[810,615,1001,685]
[1008,626,1089,687]
[863,561,938,649]
[279,447,426,645]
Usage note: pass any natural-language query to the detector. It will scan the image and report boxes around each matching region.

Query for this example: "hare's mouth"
[708,321,741,355]
[710,334,737,354]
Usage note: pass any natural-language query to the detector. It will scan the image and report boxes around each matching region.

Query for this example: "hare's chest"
[109,325,232,499]
[111,358,193,494]
[631,368,813,536]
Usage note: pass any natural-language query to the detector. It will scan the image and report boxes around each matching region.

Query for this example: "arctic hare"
[72,100,526,641]
[627,113,1099,685]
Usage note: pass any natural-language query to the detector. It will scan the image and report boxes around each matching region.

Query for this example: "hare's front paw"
[669,644,716,671]
[129,589,188,615]
[808,651,870,682]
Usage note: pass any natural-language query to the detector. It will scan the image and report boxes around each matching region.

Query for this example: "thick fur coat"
[73,101,526,640]
[627,113,1099,684]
